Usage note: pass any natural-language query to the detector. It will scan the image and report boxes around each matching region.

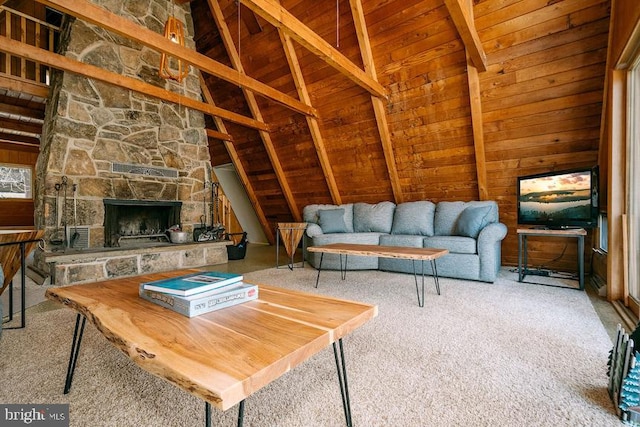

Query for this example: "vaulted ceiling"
[0,0,611,266]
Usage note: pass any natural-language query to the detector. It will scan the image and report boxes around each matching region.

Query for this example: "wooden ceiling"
[0,0,610,267]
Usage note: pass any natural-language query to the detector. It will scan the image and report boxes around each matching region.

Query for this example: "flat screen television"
[517,167,599,229]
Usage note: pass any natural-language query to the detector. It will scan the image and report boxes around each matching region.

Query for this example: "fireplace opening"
[104,199,182,247]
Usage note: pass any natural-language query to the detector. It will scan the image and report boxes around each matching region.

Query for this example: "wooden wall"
[0,142,38,227]
[193,0,610,270]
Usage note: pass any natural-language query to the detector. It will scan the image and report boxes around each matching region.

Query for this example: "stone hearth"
[45,241,229,286]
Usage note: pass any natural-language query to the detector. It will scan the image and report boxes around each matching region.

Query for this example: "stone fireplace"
[30,0,229,285]
[34,0,207,250]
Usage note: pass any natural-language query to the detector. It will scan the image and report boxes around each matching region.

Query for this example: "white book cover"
[139,281,258,317]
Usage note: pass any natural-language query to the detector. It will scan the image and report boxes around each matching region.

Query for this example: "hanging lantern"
[159,15,189,82]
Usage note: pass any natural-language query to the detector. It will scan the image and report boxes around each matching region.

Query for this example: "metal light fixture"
[159,15,189,82]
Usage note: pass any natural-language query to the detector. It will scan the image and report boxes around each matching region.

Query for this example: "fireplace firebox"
[103,199,182,247]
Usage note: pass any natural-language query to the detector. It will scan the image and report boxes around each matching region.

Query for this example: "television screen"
[517,167,598,229]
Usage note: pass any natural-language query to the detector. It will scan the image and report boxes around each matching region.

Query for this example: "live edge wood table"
[45,269,377,427]
[307,243,449,307]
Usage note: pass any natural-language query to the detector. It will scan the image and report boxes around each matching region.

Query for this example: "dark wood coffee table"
[307,243,449,307]
[45,269,377,426]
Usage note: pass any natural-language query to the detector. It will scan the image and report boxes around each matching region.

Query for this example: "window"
[599,212,608,253]
[0,164,33,199]
[626,57,640,301]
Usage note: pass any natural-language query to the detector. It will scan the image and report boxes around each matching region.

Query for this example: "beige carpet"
[0,267,620,426]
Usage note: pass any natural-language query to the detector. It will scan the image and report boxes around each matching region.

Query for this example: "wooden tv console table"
[517,227,587,290]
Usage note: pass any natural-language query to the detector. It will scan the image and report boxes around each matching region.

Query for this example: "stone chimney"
[34,0,209,250]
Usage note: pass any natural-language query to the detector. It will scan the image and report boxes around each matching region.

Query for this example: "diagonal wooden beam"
[200,74,275,244]
[0,36,269,131]
[240,0,388,99]
[34,0,317,118]
[206,128,233,141]
[466,54,488,200]
[349,0,402,203]
[279,29,342,205]
[443,0,487,72]
[207,0,301,222]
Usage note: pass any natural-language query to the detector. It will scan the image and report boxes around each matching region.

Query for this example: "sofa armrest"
[477,222,507,246]
[477,222,508,282]
[306,223,324,238]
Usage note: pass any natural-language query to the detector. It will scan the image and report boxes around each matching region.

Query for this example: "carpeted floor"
[0,267,620,426]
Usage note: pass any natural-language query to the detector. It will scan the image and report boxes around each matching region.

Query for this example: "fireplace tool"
[193,181,209,241]
[70,184,80,248]
[49,182,64,247]
[62,176,69,249]
[195,182,225,242]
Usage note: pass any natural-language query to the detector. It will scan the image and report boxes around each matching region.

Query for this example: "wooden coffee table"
[307,243,449,307]
[45,269,377,427]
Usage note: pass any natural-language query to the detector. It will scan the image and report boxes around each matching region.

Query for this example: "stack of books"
[138,271,258,317]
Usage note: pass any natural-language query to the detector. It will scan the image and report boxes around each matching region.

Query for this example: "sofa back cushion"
[303,204,354,232]
[434,201,467,236]
[353,202,396,233]
[391,201,436,236]
[454,205,493,238]
[435,200,500,237]
[317,208,348,233]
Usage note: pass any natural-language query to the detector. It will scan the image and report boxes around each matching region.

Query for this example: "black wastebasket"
[226,232,248,260]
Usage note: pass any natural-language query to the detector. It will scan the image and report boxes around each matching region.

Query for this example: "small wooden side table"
[517,227,587,290]
[276,222,307,270]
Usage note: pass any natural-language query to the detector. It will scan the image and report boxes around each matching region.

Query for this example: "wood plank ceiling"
[0,0,610,268]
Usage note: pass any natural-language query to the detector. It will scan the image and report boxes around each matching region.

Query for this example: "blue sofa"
[303,200,508,283]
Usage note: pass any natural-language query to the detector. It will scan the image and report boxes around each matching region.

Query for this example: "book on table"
[141,271,243,296]
[139,281,258,318]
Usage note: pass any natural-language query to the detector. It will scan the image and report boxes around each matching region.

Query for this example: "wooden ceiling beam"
[239,0,388,99]
[207,0,301,222]
[466,55,488,201]
[33,0,317,118]
[0,74,49,99]
[0,116,42,134]
[349,0,402,203]
[0,36,270,131]
[280,29,342,206]
[443,0,487,72]
[206,128,233,141]
[200,74,275,244]
[0,102,45,120]
[0,131,39,146]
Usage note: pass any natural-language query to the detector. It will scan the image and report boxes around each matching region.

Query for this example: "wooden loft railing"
[0,6,60,85]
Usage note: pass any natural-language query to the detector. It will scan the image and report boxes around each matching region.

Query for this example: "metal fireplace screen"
[103,199,181,247]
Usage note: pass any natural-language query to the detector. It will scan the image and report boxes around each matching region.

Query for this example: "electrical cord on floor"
[512,242,579,281]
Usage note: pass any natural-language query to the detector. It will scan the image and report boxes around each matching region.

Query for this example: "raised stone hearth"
[45,241,229,287]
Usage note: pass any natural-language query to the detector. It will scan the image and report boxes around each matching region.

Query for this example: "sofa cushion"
[317,208,348,233]
[424,235,477,254]
[434,201,466,236]
[380,234,425,247]
[353,202,396,233]
[391,201,435,236]
[465,201,499,224]
[312,232,384,246]
[303,203,354,232]
[455,205,493,239]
